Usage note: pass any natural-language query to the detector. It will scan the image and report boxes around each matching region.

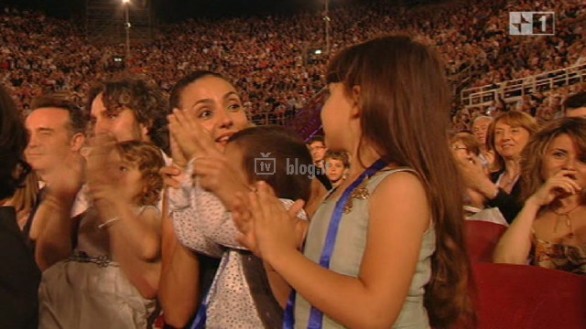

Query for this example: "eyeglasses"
[452,146,469,152]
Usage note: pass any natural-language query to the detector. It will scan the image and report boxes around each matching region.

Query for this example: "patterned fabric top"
[167,167,307,328]
[532,235,586,275]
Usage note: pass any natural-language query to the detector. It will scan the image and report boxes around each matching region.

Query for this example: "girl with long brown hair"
[233,34,474,328]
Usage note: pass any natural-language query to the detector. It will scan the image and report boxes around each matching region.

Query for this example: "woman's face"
[179,76,249,151]
[541,134,586,189]
[493,121,531,160]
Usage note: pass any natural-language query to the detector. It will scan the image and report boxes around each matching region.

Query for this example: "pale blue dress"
[294,168,436,329]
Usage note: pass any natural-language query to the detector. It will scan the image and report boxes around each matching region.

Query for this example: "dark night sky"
[0,0,430,22]
[0,0,331,21]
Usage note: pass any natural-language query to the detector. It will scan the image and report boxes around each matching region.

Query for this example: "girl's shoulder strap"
[363,167,420,195]
[138,204,161,217]
[369,166,419,183]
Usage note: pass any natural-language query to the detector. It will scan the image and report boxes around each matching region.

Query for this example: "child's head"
[115,141,165,206]
[323,150,349,185]
[226,126,312,202]
[324,34,473,326]
[324,34,451,162]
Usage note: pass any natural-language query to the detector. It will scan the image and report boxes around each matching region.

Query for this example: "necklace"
[551,204,581,238]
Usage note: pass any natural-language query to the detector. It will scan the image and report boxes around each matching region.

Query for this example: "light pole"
[324,0,331,54]
[122,0,131,62]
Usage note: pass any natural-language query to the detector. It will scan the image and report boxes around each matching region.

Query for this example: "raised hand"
[43,151,86,201]
[85,134,120,205]
[167,108,222,161]
[527,169,583,207]
[169,134,187,169]
[232,192,258,255]
[244,181,306,261]
[455,153,487,188]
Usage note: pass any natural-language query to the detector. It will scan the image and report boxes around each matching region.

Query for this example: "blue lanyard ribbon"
[283,159,387,329]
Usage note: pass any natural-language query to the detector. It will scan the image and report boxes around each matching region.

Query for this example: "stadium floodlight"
[122,0,131,63]
[324,0,330,54]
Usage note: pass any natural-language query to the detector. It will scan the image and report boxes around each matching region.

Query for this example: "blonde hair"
[116,141,165,206]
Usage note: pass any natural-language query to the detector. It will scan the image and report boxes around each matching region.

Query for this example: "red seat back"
[466,263,586,329]
[464,220,507,262]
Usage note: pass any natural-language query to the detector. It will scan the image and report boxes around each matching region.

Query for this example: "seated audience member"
[0,84,41,329]
[564,91,586,118]
[471,115,499,173]
[168,124,311,328]
[494,118,586,275]
[323,150,349,188]
[450,132,507,225]
[458,111,539,223]
[38,140,166,328]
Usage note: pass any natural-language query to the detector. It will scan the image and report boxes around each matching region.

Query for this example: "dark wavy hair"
[0,85,30,200]
[326,34,475,328]
[87,75,169,154]
[169,70,227,112]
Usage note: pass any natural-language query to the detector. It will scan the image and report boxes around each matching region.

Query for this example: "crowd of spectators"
[0,0,584,127]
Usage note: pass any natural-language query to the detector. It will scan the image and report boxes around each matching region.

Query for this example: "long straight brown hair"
[326,34,474,328]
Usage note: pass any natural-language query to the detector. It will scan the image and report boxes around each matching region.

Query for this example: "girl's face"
[109,151,145,205]
[180,76,249,151]
[325,158,346,183]
[541,134,586,189]
[321,83,355,151]
[493,121,531,160]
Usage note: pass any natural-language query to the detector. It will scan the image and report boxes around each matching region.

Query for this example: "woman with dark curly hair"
[0,84,40,329]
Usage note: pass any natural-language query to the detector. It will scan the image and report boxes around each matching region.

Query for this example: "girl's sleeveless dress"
[38,206,158,329]
[294,168,436,329]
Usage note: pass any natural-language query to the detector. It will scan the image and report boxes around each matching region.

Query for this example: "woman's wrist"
[524,196,545,211]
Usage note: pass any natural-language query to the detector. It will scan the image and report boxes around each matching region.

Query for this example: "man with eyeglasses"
[307,135,332,190]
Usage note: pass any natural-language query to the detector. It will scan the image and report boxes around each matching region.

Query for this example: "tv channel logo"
[509,12,555,36]
[255,152,276,176]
